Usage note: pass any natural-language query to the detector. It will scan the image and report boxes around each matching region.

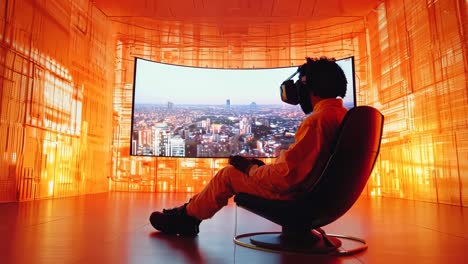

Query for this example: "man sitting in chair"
[149,57,349,236]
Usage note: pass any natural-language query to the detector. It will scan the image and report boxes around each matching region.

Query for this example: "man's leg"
[186,165,279,220]
[150,165,280,235]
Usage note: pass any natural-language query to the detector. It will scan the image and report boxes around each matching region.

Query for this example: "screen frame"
[130,57,357,158]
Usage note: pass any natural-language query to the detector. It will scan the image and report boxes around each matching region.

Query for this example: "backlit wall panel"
[365,0,467,206]
[1,0,467,207]
[109,0,467,207]
[0,0,114,202]
[109,19,369,193]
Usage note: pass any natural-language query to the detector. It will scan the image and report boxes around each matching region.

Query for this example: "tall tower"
[153,123,171,156]
[132,130,139,155]
[250,102,257,112]
[167,101,174,110]
[226,99,231,111]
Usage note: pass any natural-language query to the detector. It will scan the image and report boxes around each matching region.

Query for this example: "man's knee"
[218,165,243,176]
[213,165,245,183]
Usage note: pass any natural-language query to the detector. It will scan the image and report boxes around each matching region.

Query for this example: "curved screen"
[131,57,356,158]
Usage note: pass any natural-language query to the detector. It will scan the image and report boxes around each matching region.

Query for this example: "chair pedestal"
[249,228,342,254]
[234,230,367,255]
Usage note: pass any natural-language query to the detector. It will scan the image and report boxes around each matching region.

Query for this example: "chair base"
[234,232,368,255]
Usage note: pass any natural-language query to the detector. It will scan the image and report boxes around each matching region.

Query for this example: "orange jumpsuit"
[186,98,348,220]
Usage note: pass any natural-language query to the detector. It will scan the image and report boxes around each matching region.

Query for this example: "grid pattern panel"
[0,0,466,207]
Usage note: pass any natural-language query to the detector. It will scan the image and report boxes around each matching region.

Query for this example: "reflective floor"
[0,192,466,264]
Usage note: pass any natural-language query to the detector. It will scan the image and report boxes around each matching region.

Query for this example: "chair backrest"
[304,106,384,227]
[234,106,384,229]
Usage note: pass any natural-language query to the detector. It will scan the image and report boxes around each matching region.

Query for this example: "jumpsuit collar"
[313,98,344,113]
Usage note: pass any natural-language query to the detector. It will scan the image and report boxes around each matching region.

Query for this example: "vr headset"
[280,65,313,114]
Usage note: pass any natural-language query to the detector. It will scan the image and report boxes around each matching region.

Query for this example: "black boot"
[149,203,201,236]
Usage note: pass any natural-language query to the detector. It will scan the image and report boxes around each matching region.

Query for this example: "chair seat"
[234,193,317,228]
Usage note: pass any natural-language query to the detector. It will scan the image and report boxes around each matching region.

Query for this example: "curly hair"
[298,57,347,98]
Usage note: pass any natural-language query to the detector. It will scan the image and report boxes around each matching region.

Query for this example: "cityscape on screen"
[131,58,355,158]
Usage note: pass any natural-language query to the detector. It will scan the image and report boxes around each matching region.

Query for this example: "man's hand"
[250,158,266,167]
[228,155,252,174]
[228,156,266,174]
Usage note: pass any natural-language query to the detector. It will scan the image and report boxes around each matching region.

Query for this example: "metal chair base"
[234,231,368,255]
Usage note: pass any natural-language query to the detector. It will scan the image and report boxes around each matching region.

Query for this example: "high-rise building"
[245,124,252,134]
[250,102,257,112]
[153,123,171,156]
[140,129,152,146]
[131,139,138,155]
[170,136,185,157]
[226,99,231,111]
[167,101,174,110]
[239,117,251,135]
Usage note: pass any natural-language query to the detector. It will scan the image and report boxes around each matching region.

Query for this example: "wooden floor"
[0,192,466,264]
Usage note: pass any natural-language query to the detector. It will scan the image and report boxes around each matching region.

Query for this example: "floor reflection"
[149,232,206,264]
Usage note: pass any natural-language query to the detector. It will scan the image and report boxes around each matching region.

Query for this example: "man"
[149,57,348,236]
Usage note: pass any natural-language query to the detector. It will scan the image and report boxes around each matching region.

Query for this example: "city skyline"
[131,104,303,158]
[131,57,356,158]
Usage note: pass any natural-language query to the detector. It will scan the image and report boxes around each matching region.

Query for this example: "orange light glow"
[0,0,467,207]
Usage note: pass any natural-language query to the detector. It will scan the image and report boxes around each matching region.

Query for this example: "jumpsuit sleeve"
[248,116,325,190]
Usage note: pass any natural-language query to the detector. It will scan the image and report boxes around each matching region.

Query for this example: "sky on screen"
[134,57,355,106]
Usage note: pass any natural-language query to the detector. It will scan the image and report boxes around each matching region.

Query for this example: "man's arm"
[247,118,324,190]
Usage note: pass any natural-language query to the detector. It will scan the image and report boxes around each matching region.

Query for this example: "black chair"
[234,106,384,255]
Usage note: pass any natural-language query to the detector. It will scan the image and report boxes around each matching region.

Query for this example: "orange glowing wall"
[1,0,467,207]
[365,0,468,206]
[0,0,115,201]
[109,17,369,193]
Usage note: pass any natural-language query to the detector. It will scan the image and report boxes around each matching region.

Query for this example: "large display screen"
[131,57,356,158]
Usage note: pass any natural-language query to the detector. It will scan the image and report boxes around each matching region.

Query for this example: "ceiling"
[93,0,381,24]
[92,0,382,66]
